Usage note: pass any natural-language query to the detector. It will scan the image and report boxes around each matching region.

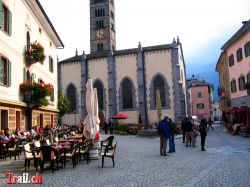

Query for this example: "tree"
[58,88,71,124]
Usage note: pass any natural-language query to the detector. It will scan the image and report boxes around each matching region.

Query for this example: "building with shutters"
[0,0,63,132]
[187,76,214,120]
[59,0,188,125]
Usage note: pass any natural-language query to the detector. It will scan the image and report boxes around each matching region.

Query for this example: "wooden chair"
[102,142,117,168]
[24,143,40,171]
[63,144,79,168]
[8,140,21,160]
[40,146,56,173]
[79,140,92,164]
[101,136,114,152]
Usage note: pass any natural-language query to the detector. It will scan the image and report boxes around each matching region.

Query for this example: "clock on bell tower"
[90,0,116,53]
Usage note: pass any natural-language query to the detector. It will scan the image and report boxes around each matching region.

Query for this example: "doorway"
[40,114,43,128]
[0,110,8,130]
[16,111,21,130]
[51,114,54,125]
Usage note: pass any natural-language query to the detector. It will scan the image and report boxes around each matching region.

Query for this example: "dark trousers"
[104,129,107,134]
[182,130,185,143]
[110,128,113,134]
[169,135,175,153]
[200,134,206,150]
[160,135,167,155]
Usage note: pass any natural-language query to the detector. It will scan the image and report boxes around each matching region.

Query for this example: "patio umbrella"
[93,88,100,131]
[111,113,128,119]
[83,79,97,139]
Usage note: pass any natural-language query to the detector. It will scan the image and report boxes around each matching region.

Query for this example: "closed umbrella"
[93,88,100,132]
[83,79,96,139]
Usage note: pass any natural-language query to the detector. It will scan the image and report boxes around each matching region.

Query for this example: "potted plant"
[20,81,54,108]
[25,41,46,64]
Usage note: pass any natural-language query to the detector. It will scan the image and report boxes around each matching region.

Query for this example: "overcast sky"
[39,0,250,62]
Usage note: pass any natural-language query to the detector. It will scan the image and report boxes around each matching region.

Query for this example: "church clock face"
[96,29,105,40]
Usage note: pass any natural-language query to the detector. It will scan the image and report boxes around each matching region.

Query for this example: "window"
[50,88,54,102]
[244,42,250,57]
[49,56,53,73]
[67,84,76,112]
[111,23,115,31]
[97,43,103,51]
[154,76,166,107]
[231,79,236,93]
[247,72,250,83]
[236,48,243,62]
[198,92,202,98]
[0,1,12,35]
[228,54,234,67]
[197,103,204,109]
[94,80,104,109]
[111,11,114,19]
[96,20,104,28]
[94,0,104,3]
[0,56,11,86]
[95,9,105,17]
[122,78,133,109]
[238,76,245,91]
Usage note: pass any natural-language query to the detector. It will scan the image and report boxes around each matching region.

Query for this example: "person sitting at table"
[4,128,10,139]
[38,126,44,134]
[15,128,22,137]
[0,130,5,141]
[30,126,37,136]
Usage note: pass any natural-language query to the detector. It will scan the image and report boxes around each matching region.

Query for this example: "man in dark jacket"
[184,117,195,147]
[157,117,171,156]
[199,119,207,151]
[181,117,188,143]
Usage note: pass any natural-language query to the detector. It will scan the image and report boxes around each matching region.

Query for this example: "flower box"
[25,42,45,65]
[20,81,53,108]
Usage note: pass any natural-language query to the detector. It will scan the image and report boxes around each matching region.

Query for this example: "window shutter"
[0,57,3,84]
[0,1,3,29]
[8,60,11,86]
[31,73,34,82]
[8,10,12,35]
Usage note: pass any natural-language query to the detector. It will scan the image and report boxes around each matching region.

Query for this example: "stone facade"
[59,0,188,125]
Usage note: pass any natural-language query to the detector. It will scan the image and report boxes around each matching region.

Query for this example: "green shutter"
[0,57,3,84]
[0,1,3,29]
[31,73,34,82]
[8,60,11,86]
[8,10,12,35]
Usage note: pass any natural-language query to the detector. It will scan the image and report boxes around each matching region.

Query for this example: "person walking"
[157,116,171,156]
[181,117,188,143]
[103,120,108,134]
[168,117,176,153]
[207,118,213,132]
[184,117,195,147]
[199,118,207,151]
[109,119,114,134]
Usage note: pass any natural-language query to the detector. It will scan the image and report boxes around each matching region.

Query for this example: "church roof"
[59,43,177,64]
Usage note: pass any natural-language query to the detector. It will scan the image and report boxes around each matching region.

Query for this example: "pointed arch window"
[154,76,166,107]
[67,84,76,112]
[122,78,133,109]
[94,80,104,109]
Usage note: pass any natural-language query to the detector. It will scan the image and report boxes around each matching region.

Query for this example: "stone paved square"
[0,124,250,187]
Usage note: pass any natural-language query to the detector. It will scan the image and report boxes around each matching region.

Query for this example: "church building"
[59,0,189,125]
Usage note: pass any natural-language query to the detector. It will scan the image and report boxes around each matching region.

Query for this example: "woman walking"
[199,119,207,151]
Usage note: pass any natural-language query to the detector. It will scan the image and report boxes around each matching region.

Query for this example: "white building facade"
[0,0,63,132]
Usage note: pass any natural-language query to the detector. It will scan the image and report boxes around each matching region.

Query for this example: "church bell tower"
[90,0,116,53]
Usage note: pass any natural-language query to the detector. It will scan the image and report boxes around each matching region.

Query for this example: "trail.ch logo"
[4,172,43,184]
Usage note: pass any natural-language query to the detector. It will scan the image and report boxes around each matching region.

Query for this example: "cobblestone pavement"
[0,124,250,187]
